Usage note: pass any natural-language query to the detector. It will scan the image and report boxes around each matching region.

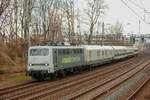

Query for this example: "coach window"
[89,51,91,57]
[99,51,101,56]
[76,49,77,54]
[73,49,75,54]
[76,49,78,54]
[97,51,100,56]
[70,49,72,54]
[79,49,81,54]
[102,50,104,56]
[71,49,72,54]
[74,49,76,54]
[73,49,76,54]
[77,49,79,54]
[80,49,82,54]
[78,49,80,54]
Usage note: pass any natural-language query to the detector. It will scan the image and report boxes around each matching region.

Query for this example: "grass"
[0,66,6,74]
[8,73,31,82]
[0,73,32,88]
[0,63,26,74]
[0,73,32,85]
[0,64,31,86]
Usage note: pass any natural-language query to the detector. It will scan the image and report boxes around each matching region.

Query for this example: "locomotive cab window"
[30,48,49,56]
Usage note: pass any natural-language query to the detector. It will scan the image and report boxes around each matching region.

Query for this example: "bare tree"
[0,0,13,47]
[64,0,74,43]
[84,0,107,44]
[0,0,10,17]
[22,0,34,48]
[0,0,108,63]
[14,0,18,46]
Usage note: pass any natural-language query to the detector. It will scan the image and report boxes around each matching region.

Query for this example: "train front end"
[27,46,54,79]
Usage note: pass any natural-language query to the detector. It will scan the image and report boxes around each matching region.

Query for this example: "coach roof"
[82,45,114,50]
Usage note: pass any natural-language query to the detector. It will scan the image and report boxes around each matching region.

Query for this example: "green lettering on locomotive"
[62,56,81,64]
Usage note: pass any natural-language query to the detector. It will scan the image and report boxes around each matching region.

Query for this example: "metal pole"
[139,20,141,35]
[139,20,142,43]
[102,22,104,46]
[97,21,100,44]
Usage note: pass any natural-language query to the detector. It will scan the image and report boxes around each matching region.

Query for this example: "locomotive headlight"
[45,64,49,66]
[29,64,32,66]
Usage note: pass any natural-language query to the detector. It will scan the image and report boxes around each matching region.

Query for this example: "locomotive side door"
[53,48,58,67]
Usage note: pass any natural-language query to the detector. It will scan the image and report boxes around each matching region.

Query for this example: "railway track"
[0,58,137,99]
[129,75,150,100]
[116,63,150,100]
[63,58,150,100]
[13,56,150,99]
[0,57,132,95]
[0,56,136,92]
[0,80,45,95]
[127,77,150,100]
[91,63,150,100]
[96,56,150,100]
[0,54,149,100]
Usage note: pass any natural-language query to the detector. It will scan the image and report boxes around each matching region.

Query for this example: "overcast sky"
[79,0,150,34]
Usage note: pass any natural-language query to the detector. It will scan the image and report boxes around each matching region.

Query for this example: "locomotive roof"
[112,46,137,50]
[29,46,84,49]
[112,46,127,50]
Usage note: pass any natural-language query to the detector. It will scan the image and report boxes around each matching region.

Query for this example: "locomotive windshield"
[30,48,49,56]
